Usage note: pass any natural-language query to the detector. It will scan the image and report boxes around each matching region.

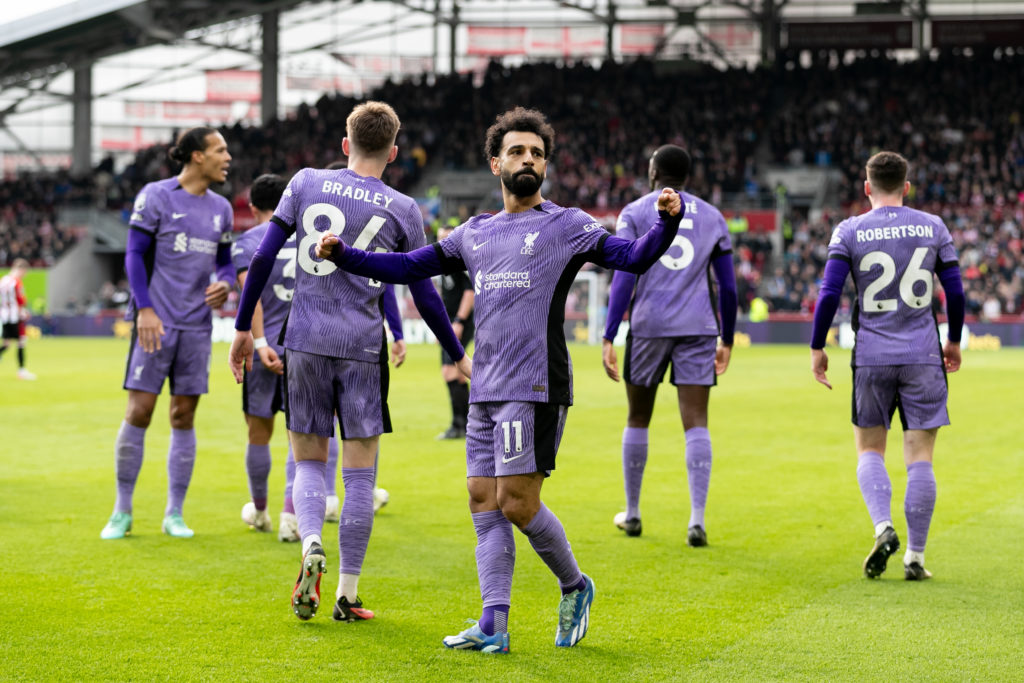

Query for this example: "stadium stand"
[2,53,1021,317]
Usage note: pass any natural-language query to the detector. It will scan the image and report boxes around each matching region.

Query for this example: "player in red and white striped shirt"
[0,258,35,380]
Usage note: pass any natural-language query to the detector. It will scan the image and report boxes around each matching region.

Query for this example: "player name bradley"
[320,180,394,208]
[856,224,935,242]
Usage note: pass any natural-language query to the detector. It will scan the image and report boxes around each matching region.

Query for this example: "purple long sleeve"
[382,285,404,341]
[333,242,443,283]
[597,210,681,273]
[938,264,965,343]
[810,257,850,349]
[216,242,235,285]
[603,270,636,342]
[235,221,290,331]
[408,279,464,361]
[712,251,738,346]
[125,228,154,310]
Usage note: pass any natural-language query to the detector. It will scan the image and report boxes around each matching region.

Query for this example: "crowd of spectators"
[0,173,91,266]
[1,51,1021,317]
[767,51,1024,210]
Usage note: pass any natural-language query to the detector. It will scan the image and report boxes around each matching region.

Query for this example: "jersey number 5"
[860,247,933,311]
[659,219,695,271]
[297,203,388,287]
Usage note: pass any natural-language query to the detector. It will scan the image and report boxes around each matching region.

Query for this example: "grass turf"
[0,339,1021,681]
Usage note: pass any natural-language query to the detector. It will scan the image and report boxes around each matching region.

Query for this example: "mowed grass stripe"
[0,338,1019,681]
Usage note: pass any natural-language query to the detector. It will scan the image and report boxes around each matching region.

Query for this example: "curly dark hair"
[484,107,555,160]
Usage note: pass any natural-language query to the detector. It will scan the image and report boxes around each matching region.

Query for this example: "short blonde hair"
[346,101,401,156]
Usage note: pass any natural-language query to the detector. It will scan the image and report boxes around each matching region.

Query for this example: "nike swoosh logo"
[472,241,489,251]
[501,453,525,464]
[363,348,378,353]
[172,213,187,219]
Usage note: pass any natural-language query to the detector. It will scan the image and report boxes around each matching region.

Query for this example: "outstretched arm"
[408,279,465,362]
[317,234,445,283]
[595,189,682,273]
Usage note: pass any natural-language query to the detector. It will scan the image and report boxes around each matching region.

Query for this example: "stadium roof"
[0,0,313,90]
[1,0,1022,170]
[4,0,1023,91]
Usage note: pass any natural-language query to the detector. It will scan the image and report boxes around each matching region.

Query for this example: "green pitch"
[1,339,1021,681]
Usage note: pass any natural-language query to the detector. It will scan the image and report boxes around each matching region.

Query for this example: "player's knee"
[681,411,708,431]
[246,416,273,444]
[124,401,154,429]
[496,493,539,529]
[626,415,651,428]
[124,410,152,429]
[169,407,196,430]
[247,427,272,445]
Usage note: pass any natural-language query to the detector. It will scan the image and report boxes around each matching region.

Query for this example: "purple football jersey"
[828,206,958,367]
[617,190,732,337]
[273,168,425,360]
[128,177,234,330]
[436,201,609,405]
[231,222,295,352]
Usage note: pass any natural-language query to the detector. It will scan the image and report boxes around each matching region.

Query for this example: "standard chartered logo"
[172,232,217,255]
[478,270,531,292]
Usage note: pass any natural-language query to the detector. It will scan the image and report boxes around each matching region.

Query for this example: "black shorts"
[2,322,21,340]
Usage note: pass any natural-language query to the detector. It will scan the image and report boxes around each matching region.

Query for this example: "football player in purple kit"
[228,101,467,623]
[231,173,291,535]
[232,173,404,540]
[316,107,682,653]
[602,144,738,547]
[810,151,965,581]
[100,126,235,540]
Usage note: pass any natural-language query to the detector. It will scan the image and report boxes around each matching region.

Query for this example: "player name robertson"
[856,224,935,242]
[483,270,531,290]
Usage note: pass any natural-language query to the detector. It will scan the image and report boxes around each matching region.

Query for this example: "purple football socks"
[114,421,146,514]
[165,428,196,516]
[685,427,712,528]
[857,451,893,529]
[521,503,584,595]
[282,443,296,515]
[338,467,375,575]
[622,427,648,520]
[245,443,271,511]
[905,461,937,553]
[473,509,515,635]
[293,459,326,542]
[325,436,339,497]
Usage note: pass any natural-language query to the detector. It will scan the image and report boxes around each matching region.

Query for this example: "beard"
[501,168,543,197]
